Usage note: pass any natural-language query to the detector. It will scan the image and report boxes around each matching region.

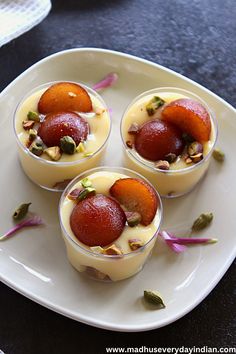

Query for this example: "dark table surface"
[1,1,236,353]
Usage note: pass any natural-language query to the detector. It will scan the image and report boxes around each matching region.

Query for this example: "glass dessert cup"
[121,87,218,198]
[59,166,163,282]
[13,82,111,192]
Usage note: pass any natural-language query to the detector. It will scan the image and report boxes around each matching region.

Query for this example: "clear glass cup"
[13,81,111,192]
[59,166,163,282]
[121,87,218,198]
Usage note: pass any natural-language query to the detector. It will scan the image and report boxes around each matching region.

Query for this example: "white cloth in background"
[0,0,51,47]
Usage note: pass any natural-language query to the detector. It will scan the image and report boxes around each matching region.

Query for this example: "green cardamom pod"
[213,148,225,162]
[192,212,213,231]
[143,290,165,308]
[13,203,31,221]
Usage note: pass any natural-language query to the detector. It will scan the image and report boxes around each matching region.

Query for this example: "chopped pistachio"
[126,140,133,148]
[188,141,203,156]
[155,160,170,170]
[146,96,165,116]
[192,212,213,231]
[164,153,177,163]
[67,188,83,201]
[29,141,43,156]
[13,202,31,221]
[83,152,94,157]
[102,244,123,256]
[60,136,76,154]
[90,246,104,254]
[22,120,35,130]
[76,141,86,153]
[81,177,92,188]
[191,153,203,163]
[213,148,225,162]
[28,129,37,141]
[185,157,193,164]
[128,238,143,251]
[143,290,165,308]
[27,111,40,122]
[44,146,62,161]
[128,122,140,135]
[77,187,96,201]
[125,211,141,227]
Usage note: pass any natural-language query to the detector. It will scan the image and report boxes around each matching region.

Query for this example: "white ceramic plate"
[0,48,235,332]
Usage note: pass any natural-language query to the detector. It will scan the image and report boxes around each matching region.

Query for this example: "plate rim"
[1,47,235,332]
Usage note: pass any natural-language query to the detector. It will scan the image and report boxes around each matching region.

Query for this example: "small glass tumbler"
[59,166,163,282]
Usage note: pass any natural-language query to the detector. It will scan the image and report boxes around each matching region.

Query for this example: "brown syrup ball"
[70,194,126,247]
[38,111,89,147]
[134,119,184,161]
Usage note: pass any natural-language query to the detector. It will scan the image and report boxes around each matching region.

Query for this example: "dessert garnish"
[159,230,217,254]
[164,153,177,163]
[28,129,37,142]
[146,96,165,116]
[102,244,123,256]
[53,179,72,190]
[0,215,43,241]
[126,140,133,148]
[155,160,170,170]
[60,136,76,155]
[213,148,225,162]
[125,211,142,227]
[23,120,35,130]
[13,202,31,221]
[128,238,143,251]
[110,178,158,226]
[191,212,213,231]
[128,122,140,135]
[44,146,61,161]
[29,141,44,156]
[81,177,92,188]
[143,290,165,308]
[92,72,118,92]
[27,111,40,122]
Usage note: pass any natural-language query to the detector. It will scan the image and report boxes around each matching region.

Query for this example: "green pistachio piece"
[81,177,92,188]
[28,129,37,141]
[13,203,31,221]
[83,152,94,157]
[192,212,213,231]
[164,153,177,163]
[27,111,40,122]
[128,238,143,250]
[125,211,141,227]
[29,141,43,156]
[213,148,225,162]
[77,187,96,201]
[44,146,62,161]
[76,142,86,153]
[143,290,165,308]
[146,96,165,116]
[60,136,76,154]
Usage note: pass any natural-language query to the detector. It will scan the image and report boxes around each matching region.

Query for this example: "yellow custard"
[14,82,111,191]
[59,169,162,282]
[121,88,217,197]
